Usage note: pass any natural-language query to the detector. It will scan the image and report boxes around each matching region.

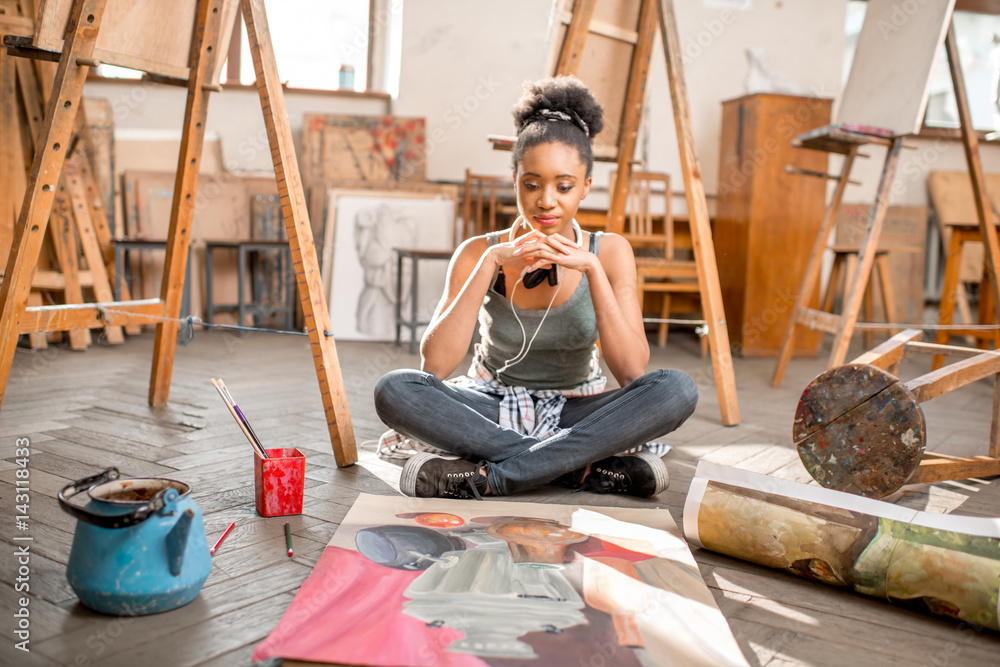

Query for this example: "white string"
[494,276,561,377]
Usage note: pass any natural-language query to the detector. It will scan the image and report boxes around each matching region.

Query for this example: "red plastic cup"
[254,448,305,517]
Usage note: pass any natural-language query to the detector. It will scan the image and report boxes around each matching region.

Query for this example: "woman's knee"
[645,368,699,419]
[373,368,431,421]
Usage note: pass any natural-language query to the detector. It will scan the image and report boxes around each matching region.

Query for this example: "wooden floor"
[1,327,998,666]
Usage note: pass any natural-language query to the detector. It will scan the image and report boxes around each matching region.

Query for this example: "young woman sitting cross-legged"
[374,75,698,500]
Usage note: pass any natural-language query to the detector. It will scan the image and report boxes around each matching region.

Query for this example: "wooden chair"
[460,169,517,242]
[611,170,704,353]
[822,246,904,350]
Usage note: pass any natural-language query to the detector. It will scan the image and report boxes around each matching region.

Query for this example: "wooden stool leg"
[657,292,670,348]
[978,269,996,350]
[243,0,357,466]
[991,371,1000,459]
[877,254,898,338]
[933,231,965,370]
[830,138,903,369]
[149,0,223,406]
[863,268,875,350]
[822,254,843,314]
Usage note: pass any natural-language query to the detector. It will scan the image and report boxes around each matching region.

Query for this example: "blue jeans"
[373,368,698,496]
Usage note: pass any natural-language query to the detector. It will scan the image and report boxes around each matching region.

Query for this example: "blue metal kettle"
[58,467,212,615]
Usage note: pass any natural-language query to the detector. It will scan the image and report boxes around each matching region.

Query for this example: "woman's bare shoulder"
[595,232,636,264]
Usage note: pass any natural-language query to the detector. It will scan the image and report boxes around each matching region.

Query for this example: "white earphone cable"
[494,218,581,379]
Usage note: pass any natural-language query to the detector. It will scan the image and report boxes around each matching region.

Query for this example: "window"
[843,1,1000,133]
[228,0,373,91]
[95,1,392,94]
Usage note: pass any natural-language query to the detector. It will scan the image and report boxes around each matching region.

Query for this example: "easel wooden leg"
[50,191,90,350]
[607,0,657,236]
[0,45,15,254]
[243,0,358,465]
[74,149,140,335]
[148,0,223,406]
[828,138,903,369]
[772,150,857,386]
[65,159,123,343]
[658,0,739,424]
[0,0,106,404]
[946,23,1000,332]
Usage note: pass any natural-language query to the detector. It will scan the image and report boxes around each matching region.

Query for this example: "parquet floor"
[0,328,998,666]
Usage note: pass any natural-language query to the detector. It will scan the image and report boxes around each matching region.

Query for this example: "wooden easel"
[772,1,1000,387]
[1,2,130,348]
[548,0,740,426]
[0,0,358,467]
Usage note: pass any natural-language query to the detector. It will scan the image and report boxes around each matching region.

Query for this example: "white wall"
[392,0,552,182]
[83,80,390,174]
[394,0,1000,213]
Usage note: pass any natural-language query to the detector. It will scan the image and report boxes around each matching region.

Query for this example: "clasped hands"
[490,229,594,280]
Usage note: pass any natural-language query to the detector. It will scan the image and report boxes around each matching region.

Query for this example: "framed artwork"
[324,190,456,342]
[253,493,748,666]
[301,114,428,187]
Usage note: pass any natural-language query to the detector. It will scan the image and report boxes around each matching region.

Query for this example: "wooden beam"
[945,22,1000,328]
[20,298,164,333]
[657,0,739,425]
[904,340,986,359]
[906,350,1000,403]
[554,0,596,76]
[794,307,842,335]
[851,328,922,369]
[908,455,1000,484]
[149,0,222,406]
[607,0,657,236]
[555,9,640,45]
[30,268,93,289]
[242,0,358,465]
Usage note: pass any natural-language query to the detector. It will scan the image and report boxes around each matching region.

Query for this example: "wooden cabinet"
[715,93,832,357]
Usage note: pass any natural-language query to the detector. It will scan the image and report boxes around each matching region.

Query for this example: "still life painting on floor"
[253,494,748,666]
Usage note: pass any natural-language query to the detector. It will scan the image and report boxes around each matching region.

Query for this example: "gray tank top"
[474,230,603,389]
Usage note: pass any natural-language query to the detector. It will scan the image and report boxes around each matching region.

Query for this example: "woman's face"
[515,141,591,236]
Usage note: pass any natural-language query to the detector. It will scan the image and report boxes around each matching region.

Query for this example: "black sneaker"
[400,453,487,500]
[581,451,669,497]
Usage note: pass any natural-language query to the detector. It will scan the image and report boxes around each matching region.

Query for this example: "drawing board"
[837,0,957,135]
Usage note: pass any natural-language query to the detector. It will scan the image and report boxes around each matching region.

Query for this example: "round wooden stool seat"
[793,363,926,498]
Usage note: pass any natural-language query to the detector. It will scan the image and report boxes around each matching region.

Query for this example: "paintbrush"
[210,378,269,459]
[216,379,269,459]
